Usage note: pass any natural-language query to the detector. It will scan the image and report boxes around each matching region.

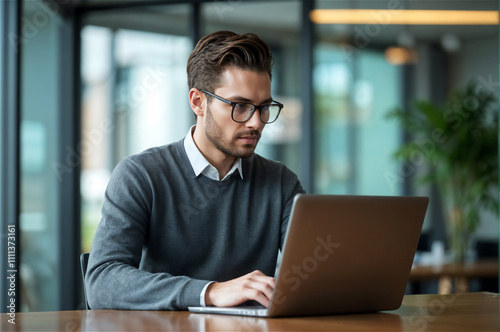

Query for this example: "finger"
[206,271,277,308]
[248,278,275,300]
[246,270,276,285]
[257,275,276,290]
[253,292,271,308]
[240,279,275,306]
[242,287,271,308]
[246,273,276,295]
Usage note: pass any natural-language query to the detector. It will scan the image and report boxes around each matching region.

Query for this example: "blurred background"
[1,0,498,312]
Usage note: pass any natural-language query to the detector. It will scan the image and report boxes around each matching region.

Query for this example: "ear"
[189,88,205,118]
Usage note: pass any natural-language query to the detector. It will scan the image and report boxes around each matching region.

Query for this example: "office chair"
[80,252,91,310]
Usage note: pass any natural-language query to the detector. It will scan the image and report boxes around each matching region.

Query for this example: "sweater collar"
[183,126,243,181]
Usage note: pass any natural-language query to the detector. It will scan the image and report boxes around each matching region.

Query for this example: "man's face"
[201,67,271,159]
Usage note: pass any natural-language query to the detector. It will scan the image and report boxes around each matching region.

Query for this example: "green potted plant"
[387,83,498,263]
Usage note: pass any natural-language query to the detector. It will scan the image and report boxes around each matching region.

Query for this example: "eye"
[234,103,252,113]
[261,104,271,112]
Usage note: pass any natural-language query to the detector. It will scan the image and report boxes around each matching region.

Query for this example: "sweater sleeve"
[85,158,210,310]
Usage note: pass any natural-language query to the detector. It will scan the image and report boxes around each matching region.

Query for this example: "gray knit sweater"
[85,138,304,310]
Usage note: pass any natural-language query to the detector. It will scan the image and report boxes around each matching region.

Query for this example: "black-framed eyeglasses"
[201,90,283,124]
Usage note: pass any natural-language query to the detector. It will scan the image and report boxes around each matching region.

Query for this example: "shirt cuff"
[200,281,215,306]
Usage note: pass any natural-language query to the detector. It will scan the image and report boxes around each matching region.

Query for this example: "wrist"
[204,282,217,306]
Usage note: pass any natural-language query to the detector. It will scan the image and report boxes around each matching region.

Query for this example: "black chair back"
[80,253,91,310]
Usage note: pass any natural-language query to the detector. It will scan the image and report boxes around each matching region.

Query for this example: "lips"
[237,130,261,146]
[239,136,259,145]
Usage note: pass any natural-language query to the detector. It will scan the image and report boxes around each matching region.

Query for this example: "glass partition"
[20,0,62,311]
[313,43,401,195]
[80,5,191,253]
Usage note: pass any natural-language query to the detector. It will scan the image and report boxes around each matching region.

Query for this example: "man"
[86,31,304,310]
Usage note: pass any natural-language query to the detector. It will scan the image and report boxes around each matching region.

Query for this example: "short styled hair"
[187,31,274,93]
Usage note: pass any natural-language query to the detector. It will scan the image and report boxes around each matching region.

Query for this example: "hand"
[205,270,275,308]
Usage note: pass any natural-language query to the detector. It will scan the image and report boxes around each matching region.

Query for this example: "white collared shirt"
[183,126,244,181]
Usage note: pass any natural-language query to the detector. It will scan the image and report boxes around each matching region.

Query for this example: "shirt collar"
[184,126,243,181]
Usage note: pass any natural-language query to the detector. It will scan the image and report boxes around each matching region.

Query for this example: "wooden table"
[410,259,499,294]
[1,292,498,331]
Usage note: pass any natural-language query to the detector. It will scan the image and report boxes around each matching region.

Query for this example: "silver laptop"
[189,194,429,317]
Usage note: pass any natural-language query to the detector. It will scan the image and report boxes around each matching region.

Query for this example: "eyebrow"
[227,95,274,104]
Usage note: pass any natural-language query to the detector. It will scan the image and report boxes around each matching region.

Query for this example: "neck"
[192,126,236,180]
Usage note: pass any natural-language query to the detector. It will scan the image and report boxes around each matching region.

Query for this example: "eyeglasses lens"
[232,104,281,123]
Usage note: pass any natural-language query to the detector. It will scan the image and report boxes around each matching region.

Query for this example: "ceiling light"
[310,10,499,25]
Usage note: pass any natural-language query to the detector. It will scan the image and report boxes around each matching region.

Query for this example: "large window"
[314,45,401,195]
[19,0,68,311]
[314,44,402,195]
[80,5,192,253]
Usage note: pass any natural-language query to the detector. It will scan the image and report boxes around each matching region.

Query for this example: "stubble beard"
[204,105,260,159]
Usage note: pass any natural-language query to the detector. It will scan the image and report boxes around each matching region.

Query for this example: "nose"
[245,108,263,130]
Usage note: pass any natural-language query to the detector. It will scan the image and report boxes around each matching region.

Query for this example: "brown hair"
[187,31,274,93]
